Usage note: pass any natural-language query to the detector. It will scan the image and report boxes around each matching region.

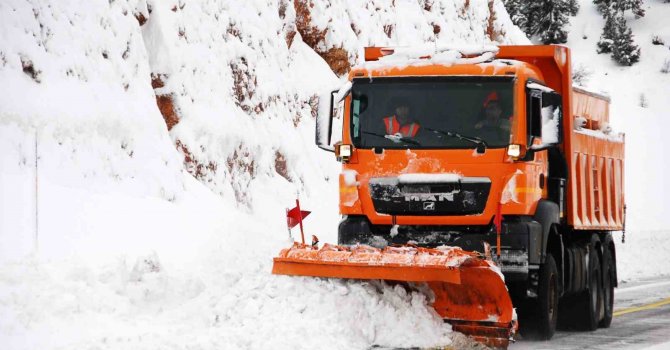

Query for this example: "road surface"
[511,275,670,349]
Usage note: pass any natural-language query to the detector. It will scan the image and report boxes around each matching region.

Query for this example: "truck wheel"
[536,254,559,339]
[519,254,558,340]
[599,248,614,328]
[578,248,602,330]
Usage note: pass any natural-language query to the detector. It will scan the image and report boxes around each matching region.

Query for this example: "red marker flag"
[286,199,310,244]
[286,207,311,229]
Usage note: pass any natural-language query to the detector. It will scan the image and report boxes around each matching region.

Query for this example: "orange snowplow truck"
[274,45,624,346]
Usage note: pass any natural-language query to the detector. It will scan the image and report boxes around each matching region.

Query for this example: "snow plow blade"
[272,243,516,349]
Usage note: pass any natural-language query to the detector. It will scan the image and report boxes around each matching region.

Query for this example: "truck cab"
[322,46,563,274]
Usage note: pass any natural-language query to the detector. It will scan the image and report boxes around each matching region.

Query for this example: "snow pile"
[0,204,454,349]
[0,0,526,349]
[362,44,500,70]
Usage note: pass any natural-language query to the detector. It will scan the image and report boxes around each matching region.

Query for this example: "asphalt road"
[511,275,670,350]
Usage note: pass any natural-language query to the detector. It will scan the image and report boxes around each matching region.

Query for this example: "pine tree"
[537,0,571,44]
[503,0,580,41]
[568,0,580,16]
[524,1,544,35]
[616,0,645,18]
[594,0,612,14]
[611,15,641,65]
[503,0,529,32]
[596,11,617,53]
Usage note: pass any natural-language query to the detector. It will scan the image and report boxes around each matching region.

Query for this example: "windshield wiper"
[362,131,421,146]
[426,128,487,154]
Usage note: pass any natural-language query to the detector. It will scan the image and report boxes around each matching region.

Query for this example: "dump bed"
[567,87,624,230]
[496,45,625,231]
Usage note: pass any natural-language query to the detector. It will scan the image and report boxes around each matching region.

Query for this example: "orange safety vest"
[383,116,420,137]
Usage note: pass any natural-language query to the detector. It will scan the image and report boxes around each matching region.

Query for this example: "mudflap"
[272,242,516,349]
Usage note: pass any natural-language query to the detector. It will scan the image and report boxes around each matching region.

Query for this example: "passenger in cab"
[474,92,510,144]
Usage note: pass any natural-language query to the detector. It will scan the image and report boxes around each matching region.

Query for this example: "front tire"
[519,254,559,340]
[536,254,559,339]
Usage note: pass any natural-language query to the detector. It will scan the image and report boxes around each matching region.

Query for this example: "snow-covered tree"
[568,0,580,16]
[617,0,645,18]
[503,0,529,32]
[537,0,571,44]
[503,0,579,42]
[611,14,641,65]
[594,0,612,14]
[595,0,646,17]
[596,11,617,53]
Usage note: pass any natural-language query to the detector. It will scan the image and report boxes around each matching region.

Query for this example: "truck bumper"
[338,215,541,281]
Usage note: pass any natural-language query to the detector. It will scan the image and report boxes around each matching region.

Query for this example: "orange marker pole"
[296,199,305,245]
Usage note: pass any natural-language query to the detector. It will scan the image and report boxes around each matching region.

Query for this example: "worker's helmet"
[483,91,500,108]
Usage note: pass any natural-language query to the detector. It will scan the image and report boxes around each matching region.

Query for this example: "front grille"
[369,177,491,216]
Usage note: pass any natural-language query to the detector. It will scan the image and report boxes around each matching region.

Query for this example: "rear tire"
[599,248,614,328]
[577,247,602,330]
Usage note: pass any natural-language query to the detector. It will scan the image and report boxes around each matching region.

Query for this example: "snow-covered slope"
[0,1,526,349]
[565,0,670,281]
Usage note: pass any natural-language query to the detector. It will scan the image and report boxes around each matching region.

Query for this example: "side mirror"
[316,82,351,152]
[527,90,542,145]
[526,87,563,152]
[541,92,563,145]
[316,89,337,152]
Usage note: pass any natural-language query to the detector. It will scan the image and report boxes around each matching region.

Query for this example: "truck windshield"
[350,76,514,149]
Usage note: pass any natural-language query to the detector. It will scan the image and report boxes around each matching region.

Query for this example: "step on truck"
[273,45,625,346]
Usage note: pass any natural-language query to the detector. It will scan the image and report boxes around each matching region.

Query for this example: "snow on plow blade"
[272,243,516,349]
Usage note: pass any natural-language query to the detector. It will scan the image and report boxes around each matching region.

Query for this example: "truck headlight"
[336,144,352,162]
[507,144,521,158]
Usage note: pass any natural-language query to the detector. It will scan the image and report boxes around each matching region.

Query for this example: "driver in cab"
[383,98,421,138]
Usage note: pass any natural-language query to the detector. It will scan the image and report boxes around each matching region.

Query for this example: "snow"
[640,342,670,350]
[500,170,523,204]
[361,47,498,73]
[398,173,462,184]
[574,127,625,142]
[540,105,560,145]
[527,82,555,92]
[342,169,358,186]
